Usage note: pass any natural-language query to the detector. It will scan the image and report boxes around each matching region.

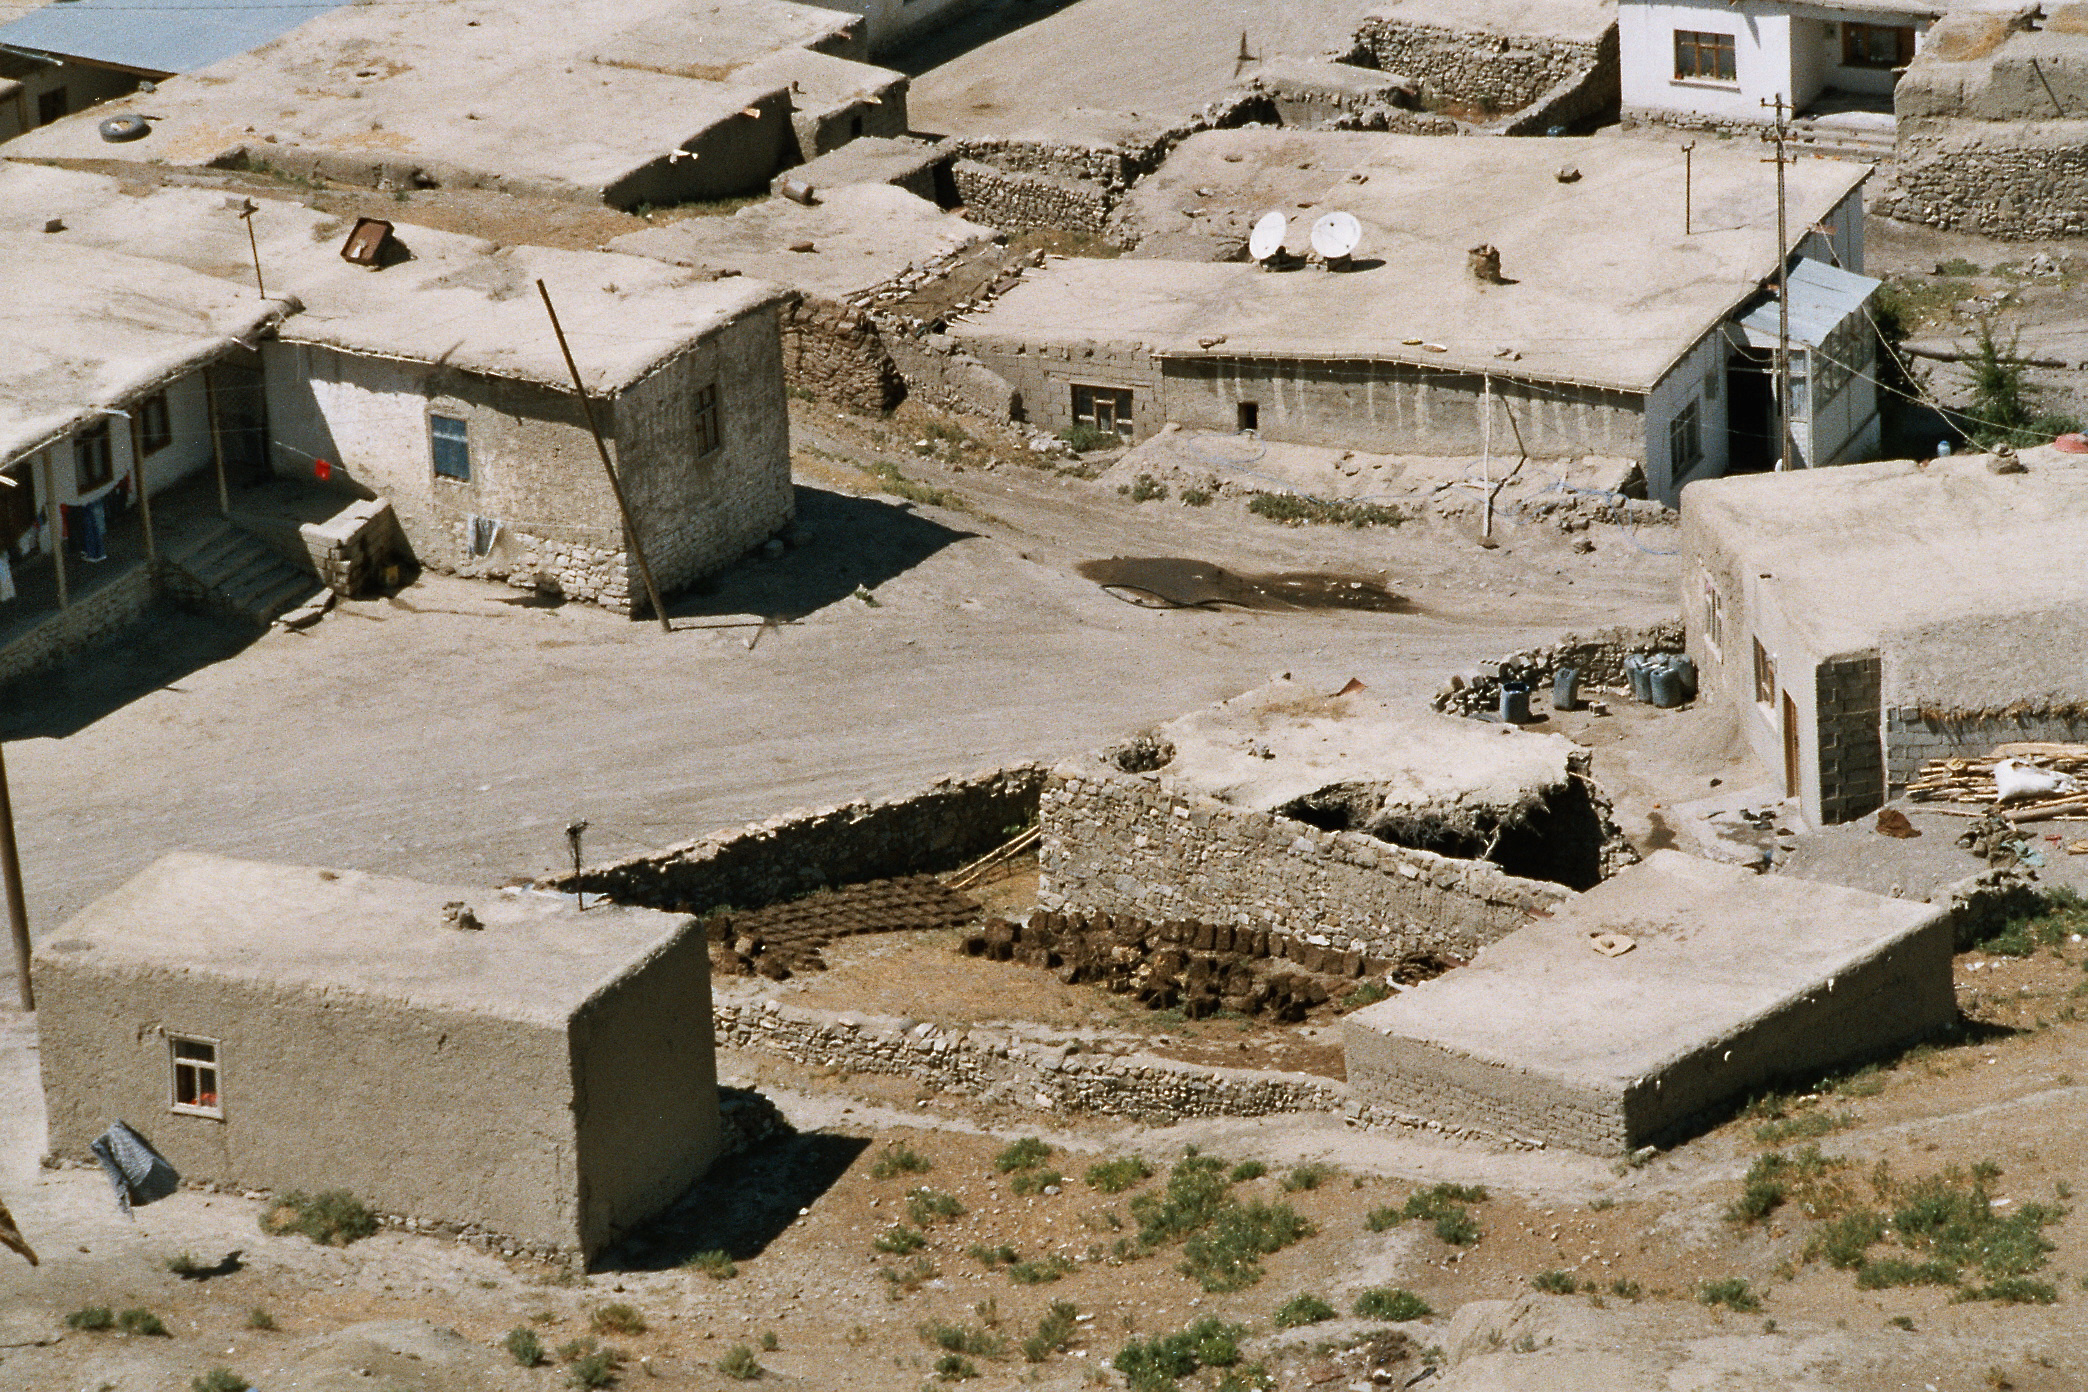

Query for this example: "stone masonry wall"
[1885,708,2088,792]
[564,765,1047,913]
[780,292,906,411]
[1352,18,1608,115]
[1816,652,1884,824]
[1432,618,1687,717]
[1883,127,2088,239]
[952,160,1113,236]
[0,563,156,691]
[1037,769,1570,959]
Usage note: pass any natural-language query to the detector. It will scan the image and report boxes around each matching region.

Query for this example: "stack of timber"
[1906,743,2088,821]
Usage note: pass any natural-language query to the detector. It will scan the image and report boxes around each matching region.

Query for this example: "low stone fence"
[1351,17,1610,117]
[562,764,1047,913]
[1488,26,1620,135]
[1432,618,1686,717]
[0,562,156,691]
[952,160,1113,236]
[1037,768,1570,957]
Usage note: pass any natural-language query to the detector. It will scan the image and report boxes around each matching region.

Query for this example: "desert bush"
[1698,1278,1762,1312]
[65,1307,114,1331]
[1086,1156,1154,1194]
[871,1144,933,1179]
[1113,1317,1244,1392]
[1531,1270,1577,1295]
[259,1189,378,1246]
[591,1303,646,1336]
[717,1343,763,1380]
[1022,1301,1080,1362]
[1272,1294,1336,1328]
[1353,1288,1431,1321]
[685,1248,738,1279]
[874,1225,928,1255]
[908,1188,967,1225]
[505,1327,546,1367]
[191,1372,250,1392]
[118,1309,168,1337]
[1281,1164,1333,1193]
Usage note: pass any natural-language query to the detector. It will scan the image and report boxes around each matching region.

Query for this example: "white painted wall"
[1644,326,1730,507]
[1621,0,1932,121]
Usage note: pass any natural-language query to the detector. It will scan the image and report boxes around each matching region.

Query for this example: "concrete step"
[167,520,325,629]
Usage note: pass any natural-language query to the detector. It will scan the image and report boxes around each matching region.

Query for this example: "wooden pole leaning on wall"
[127,410,156,562]
[0,741,32,1011]
[37,449,65,611]
[535,280,673,634]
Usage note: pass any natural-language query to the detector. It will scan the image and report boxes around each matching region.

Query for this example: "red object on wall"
[2054,433,2088,454]
[314,458,333,481]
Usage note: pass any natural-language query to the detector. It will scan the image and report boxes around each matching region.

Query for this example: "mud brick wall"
[1036,769,1568,957]
[780,292,906,411]
[1352,18,1608,115]
[1815,652,1884,824]
[564,764,1047,913]
[1885,709,2088,791]
[951,160,1112,236]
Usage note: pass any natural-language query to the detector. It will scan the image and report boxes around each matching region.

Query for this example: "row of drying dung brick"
[708,874,983,979]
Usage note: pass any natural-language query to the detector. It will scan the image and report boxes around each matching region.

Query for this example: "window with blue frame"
[429,414,471,480]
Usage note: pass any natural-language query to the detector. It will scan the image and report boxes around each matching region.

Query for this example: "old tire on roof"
[98,114,151,142]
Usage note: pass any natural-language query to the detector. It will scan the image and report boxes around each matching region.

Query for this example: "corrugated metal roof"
[0,0,348,77]
[1740,257,1881,348]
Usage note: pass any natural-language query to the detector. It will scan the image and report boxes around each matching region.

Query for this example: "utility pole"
[1,741,32,1011]
[1681,140,1696,236]
[536,281,673,633]
[1762,96,1795,474]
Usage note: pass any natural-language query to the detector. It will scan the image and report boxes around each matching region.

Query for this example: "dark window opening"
[1072,384,1134,441]
[1754,637,1777,706]
[849,114,864,138]
[1237,401,1259,432]
[1669,399,1704,475]
[430,413,471,480]
[170,1036,221,1116]
[36,87,67,127]
[1843,22,1915,69]
[73,421,113,492]
[1278,780,1611,891]
[1674,29,1737,81]
[136,391,172,456]
[694,383,722,455]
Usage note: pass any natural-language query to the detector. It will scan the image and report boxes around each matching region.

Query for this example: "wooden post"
[37,448,65,611]
[536,280,673,633]
[1763,95,1794,474]
[1480,374,1495,540]
[127,410,156,562]
[0,739,30,1011]
[1682,141,1696,236]
[204,369,231,515]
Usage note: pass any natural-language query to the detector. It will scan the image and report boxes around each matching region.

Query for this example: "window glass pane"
[430,415,471,480]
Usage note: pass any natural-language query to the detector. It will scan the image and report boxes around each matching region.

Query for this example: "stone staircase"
[168,520,329,629]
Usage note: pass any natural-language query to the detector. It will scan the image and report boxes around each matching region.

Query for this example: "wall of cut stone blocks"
[1815,651,1884,824]
[1885,708,2088,790]
[1036,769,1570,959]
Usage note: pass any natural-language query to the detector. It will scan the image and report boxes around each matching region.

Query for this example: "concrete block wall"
[1342,1029,1628,1153]
[299,499,407,597]
[1815,651,1884,824]
[1885,708,2088,791]
[1036,769,1570,959]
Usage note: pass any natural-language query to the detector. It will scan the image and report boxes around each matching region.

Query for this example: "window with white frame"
[169,1036,222,1117]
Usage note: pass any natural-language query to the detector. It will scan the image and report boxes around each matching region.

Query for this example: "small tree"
[1963,321,2082,449]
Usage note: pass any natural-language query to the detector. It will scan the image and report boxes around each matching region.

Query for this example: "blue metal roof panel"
[1739,257,1881,348]
[0,0,347,76]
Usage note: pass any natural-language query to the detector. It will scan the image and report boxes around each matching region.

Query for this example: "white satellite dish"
[1311,210,1362,263]
[1248,210,1288,263]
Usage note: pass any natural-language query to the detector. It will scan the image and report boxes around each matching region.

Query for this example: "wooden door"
[1781,691,1800,799]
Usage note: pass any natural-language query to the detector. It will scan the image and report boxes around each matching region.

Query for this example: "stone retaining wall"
[781,292,906,411]
[1037,768,1570,958]
[1432,618,1686,717]
[564,764,1047,913]
[952,160,1113,236]
[1883,126,2088,239]
[1352,18,1609,116]
[0,562,157,691]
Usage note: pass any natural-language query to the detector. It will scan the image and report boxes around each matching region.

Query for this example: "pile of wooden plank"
[1906,742,2088,821]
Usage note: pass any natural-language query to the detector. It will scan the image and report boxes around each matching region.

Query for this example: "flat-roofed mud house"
[4,0,913,207]
[1681,443,2088,825]
[0,234,288,683]
[1,165,795,615]
[952,131,1877,505]
[34,853,719,1263]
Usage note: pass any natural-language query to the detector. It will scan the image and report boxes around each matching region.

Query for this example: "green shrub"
[1609,1279,1643,1300]
[1531,1270,1577,1295]
[1272,1293,1336,1328]
[1246,492,1404,528]
[758,1330,779,1352]
[1010,1169,1065,1196]
[245,1307,276,1332]
[1431,1209,1481,1246]
[875,1225,928,1254]
[685,1248,738,1279]
[1281,1164,1334,1193]
[505,1327,547,1367]
[967,1242,1019,1269]
[65,1307,114,1331]
[871,1144,933,1179]
[1022,1301,1080,1362]
[1366,1182,1487,1246]
[1132,1154,1234,1244]
[1008,1254,1074,1285]
[1855,1257,1961,1289]
[934,1353,979,1380]
[919,1321,1007,1357]
[1353,1288,1432,1321]
[1118,473,1169,503]
[117,1309,168,1337]
[1178,1200,1313,1292]
[1753,1109,1858,1147]
[192,1371,250,1392]
[1956,1277,2059,1305]
[259,1189,379,1246]
[1806,1210,1887,1269]
[1340,980,1390,1011]
[1698,1278,1762,1312]
[1180,489,1214,507]
[1059,424,1119,453]
[165,1251,206,1277]
[996,1137,1053,1172]
[880,1255,940,1295]
[1936,257,1982,277]
[1086,1156,1154,1194]
[908,1188,967,1225]
[717,1343,763,1380]
[1228,1161,1267,1182]
[1113,1318,1244,1392]
[1726,1146,1850,1226]
[591,1303,646,1336]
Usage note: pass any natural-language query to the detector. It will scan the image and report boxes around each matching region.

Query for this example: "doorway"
[1781,691,1800,800]
[207,352,272,488]
[1727,353,1776,474]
